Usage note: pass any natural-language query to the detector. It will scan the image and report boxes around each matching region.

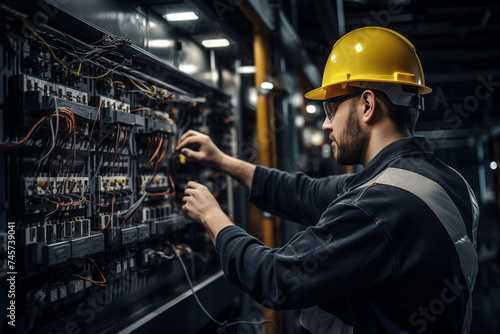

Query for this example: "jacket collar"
[344,136,434,192]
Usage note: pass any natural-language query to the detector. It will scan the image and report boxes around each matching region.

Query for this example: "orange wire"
[58,107,77,166]
[156,137,169,168]
[78,257,107,286]
[99,197,115,232]
[50,199,73,206]
[52,109,76,166]
[0,115,48,148]
[148,136,163,168]
[50,196,85,207]
[147,174,176,196]
[85,199,108,207]
[113,124,122,164]
[121,131,128,150]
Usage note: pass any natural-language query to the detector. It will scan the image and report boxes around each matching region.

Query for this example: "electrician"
[176,27,478,334]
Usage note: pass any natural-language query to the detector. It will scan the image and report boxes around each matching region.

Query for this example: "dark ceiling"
[146,1,499,84]
[289,0,500,86]
[144,0,499,128]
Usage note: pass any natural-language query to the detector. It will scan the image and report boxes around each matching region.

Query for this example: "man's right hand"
[175,130,227,169]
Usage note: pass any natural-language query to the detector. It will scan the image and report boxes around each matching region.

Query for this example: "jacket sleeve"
[248,166,351,226]
[215,201,395,311]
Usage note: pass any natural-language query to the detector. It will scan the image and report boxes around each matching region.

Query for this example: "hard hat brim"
[305,81,432,101]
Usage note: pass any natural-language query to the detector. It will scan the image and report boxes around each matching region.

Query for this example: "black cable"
[168,243,280,334]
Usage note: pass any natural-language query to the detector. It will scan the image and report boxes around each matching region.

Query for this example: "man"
[177,27,478,333]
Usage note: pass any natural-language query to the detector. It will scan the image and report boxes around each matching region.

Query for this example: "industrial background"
[0,0,498,333]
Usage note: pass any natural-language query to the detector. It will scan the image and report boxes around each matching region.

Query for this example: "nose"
[322,117,332,132]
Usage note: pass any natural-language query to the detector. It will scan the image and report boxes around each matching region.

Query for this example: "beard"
[332,102,368,165]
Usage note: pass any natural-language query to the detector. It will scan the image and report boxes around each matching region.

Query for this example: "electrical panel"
[0,3,238,333]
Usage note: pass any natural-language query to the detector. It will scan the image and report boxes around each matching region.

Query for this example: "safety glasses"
[323,92,361,121]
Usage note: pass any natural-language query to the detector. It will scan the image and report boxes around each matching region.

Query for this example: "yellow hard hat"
[305,26,432,101]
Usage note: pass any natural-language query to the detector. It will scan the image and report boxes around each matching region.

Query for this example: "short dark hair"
[372,89,420,136]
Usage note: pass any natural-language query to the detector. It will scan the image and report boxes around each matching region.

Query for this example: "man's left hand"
[182,181,235,244]
[182,181,221,223]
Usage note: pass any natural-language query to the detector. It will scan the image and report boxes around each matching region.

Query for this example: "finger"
[181,148,203,161]
[176,131,201,150]
[177,129,197,143]
[185,181,201,189]
[183,188,195,196]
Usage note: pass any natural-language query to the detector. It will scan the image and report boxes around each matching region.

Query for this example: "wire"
[168,242,280,334]
[57,107,77,167]
[24,23,120,80]
[168,242,222,326]
[148,136,164,168]
[147,174,176,197]
[89,98,103,146]
[109,218,126,258]
[99,196,115,232]
[49,196,85,207]
[130,78,152,93]
[112,124,122,165]
[130,78,156,99]
[0,114,48,148]
[43,204,60,222]
[77,257,107,287]
[219,320,280,334]
[85,199,108,207]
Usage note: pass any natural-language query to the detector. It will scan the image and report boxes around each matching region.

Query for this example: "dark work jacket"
[215,136,477,333]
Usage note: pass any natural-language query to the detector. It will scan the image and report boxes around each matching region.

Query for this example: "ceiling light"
[201,39,230,48]
[306,105,317,114]
[148,39,172,47]
[260,81,274,90]
[310,131,325,146]
[490,161,498,170]
[164,12,199,22]
[294,115,305,128]
[236,65,256,74]
[179,64,197,74]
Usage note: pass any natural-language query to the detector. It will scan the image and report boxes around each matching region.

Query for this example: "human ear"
[360,90,377,123]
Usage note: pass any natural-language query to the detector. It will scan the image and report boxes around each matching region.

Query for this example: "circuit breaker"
[0,3,239,333]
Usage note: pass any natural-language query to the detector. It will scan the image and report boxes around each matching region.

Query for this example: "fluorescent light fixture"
[149,39,172,47]
[248,87,257,107]
[179,64,197,74]
[236,65,256,74]
[294,115,305,128]
[201,39,230,48]
[306,105,317,114]
[260,81,274,90]
[164,12,199,21]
